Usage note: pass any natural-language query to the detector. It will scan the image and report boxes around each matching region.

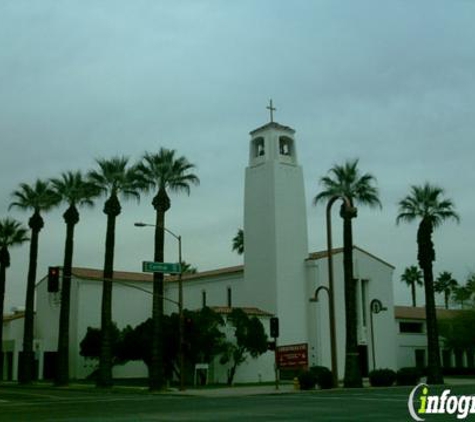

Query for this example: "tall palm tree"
[400,265,423,307]
[452,285,471,309]
[0,218,29,381]
[9,180,59,383]
[232,229,244,255]
[434,271,458,310]
[136,148,199,390]
[51,171,99,386]
[314,159,381,388]
[88,157,143,388]
[397,182,459,384]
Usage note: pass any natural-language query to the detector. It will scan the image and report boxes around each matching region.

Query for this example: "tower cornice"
[250,122,295,136]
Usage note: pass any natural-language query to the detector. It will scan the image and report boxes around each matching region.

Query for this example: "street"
[0,384,469,421]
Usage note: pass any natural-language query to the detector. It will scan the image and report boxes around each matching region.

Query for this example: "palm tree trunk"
[342,215,362,388]
[56,207,79,386]
[444,291,449,310]
[0,254,7,382]
[98,196,120,388]
[418,219,443,384]
[411,282,416,307]
[150,188,170,391]
[20,212,43,384]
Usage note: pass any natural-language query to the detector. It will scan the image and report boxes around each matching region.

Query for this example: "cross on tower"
[266,99,276,123]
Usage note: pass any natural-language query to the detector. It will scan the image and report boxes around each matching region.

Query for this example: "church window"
[279,136,292,156]
[253,137,265,157]
[227,287,232,307]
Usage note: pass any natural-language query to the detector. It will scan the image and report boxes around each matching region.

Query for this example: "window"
[442,349,452,368]
[399,322,424,333]
[202,290,207,308]
[253,137,265,157]
[361,279,368,327]
[279,136,292,156]
[227,287,232,307]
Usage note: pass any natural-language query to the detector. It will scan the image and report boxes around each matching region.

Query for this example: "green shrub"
[298,370,317,390]
[368,369,396,387]
[396,367,421,386]
[310,366,333,389]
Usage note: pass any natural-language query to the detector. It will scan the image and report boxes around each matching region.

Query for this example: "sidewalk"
[169,383,297,397]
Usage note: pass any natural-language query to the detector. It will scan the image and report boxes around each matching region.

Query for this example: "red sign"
[276,343,308,369]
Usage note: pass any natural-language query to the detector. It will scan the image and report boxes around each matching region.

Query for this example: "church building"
[1,113,398,383]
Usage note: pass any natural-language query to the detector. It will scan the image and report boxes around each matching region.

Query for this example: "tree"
[136,148,199,390]
[79,323,127,379]
[400,265,423,307]
[232,229,244,255]
[314,159,381,387]
[9,180,59,383]
[439,310,475,355]
[88,157,143,387]
[219,308,268,385]
[452,285,472,309]
[434,271,458,310]
[0,218,29,381]
[397,183,459,384]
[51,171,99,385]
[180,261,198,274]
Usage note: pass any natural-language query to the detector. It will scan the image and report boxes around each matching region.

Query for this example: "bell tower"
[243,102,309,346]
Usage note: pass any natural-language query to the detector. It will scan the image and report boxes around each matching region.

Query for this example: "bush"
[368,369,396,387]
[310,366,333,389]
[298,370,317,390]
[396,367,421,386]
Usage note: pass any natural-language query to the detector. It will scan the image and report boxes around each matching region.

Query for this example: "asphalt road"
[0,385,469,421]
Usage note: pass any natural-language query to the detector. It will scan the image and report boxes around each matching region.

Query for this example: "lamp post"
[321,194,355,388]
[134,222,185,391]
[369,298,387,371]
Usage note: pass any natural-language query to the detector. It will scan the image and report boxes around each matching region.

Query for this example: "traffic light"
[270,317,279,338]
[48,266,60,293]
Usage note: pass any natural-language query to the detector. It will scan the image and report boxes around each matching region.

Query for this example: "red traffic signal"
[48,266,60,293]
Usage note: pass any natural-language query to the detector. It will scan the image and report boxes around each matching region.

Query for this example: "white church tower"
[243,102,309,346]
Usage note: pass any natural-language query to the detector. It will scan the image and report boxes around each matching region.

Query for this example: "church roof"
[394,306,460,321]
[44,245,392,285]
[249,121,295,136]
[2,311,25,322]
[209,306,273,317]
[307,245,395,269]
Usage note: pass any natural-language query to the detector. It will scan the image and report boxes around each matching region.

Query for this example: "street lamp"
[134,222,185,391]
[369,298,387,370]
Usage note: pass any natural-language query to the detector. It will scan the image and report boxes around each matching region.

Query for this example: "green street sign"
[142,261,181,274]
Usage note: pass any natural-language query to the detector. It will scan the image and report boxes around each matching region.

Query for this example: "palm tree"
[400,265,423,307]
[181,261,198,274]
[452,284,472,309]
[232,229,244,255]
[9,180,59,383]
[51,171,99,386]
[314,159,381,388]
[0,218,29,381]
[88,157,143,387]
[397,182,459,384]
[136,148,199,390]
[434,271,458,310]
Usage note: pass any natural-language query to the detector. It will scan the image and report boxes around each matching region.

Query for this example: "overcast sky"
[1,1,474,311]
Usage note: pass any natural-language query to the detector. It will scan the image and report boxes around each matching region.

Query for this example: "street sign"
[142,261,181,274]
[276,343,308,369]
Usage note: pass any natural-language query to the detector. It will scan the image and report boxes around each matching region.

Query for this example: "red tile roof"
[209,306,273,317]
[307,245,394,269]
[395,306,461,320]
[2,312,25,322]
